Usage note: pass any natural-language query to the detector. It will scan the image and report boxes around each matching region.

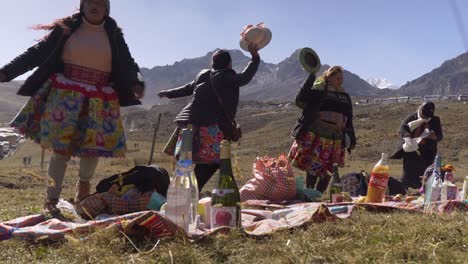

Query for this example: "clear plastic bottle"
[460,176,468,201]
[166,128,199,234]
[365,153,390,203]
[424,155,442,204]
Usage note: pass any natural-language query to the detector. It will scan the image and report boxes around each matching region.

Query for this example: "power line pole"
[449,0,468,51]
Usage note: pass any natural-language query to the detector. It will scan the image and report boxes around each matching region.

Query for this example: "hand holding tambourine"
[239,23,272,52]
[299,47,321,74]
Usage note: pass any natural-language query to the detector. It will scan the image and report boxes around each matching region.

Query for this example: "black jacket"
[0,14,144,107]
[164,56,260,136]
[390,113,443,160]
[291,74,356,149]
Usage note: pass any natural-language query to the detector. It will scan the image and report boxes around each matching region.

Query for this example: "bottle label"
[431,186,441,202]
[368,173,389,190]
[211,206,237,228]
[175,159,193,178]
[212,189,235,197]
[165,188,192,231]
[446,186,458,200]
[331,194,344,203]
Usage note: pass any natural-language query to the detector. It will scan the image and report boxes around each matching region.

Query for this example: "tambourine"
[299,47,321,73]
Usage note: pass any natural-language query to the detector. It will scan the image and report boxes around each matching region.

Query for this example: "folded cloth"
[407,119,426,132]
[415,128,431,143]
[403,137,419,152]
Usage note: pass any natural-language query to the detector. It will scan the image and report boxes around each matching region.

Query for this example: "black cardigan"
[390,112,443,160]
[164,56,260,136]
[291,74,356,149]
[0,14,144,107]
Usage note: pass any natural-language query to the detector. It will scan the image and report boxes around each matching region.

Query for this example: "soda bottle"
[329,163,343,203]
[166,128,199,233]
[211,140,241,228]
[365,153,390,203]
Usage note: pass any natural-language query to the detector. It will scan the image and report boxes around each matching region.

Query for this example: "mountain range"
[140,49,387,106]
[365,77,399,90]
[1,50,466,111]
[397,51,468,96]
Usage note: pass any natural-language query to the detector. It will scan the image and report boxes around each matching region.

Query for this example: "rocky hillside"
[0,82,27,123]
[397,52,468,96]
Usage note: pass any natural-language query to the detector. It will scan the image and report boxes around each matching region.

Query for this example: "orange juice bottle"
[365,153,390,203]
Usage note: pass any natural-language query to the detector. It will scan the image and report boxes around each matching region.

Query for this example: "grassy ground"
[0,101,467,263]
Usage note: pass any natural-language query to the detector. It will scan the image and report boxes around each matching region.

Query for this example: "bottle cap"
[181,128,192,151]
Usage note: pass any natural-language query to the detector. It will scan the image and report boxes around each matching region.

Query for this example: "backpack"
[96,165,171,197]
[341,170,368,197]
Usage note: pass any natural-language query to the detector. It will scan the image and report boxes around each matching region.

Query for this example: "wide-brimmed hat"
[239,23,272,51]
[299,47,321,73]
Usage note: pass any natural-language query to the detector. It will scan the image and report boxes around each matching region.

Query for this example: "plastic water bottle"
[166,128,199,234]
[424,155,442,204]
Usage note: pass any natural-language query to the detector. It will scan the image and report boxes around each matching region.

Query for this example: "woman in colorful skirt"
[158,47,260,192]
[0,0,144,215]
[288,66,356,193]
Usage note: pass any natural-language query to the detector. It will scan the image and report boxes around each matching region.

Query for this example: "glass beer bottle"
[211,140,241,228]
[329,163,343,203]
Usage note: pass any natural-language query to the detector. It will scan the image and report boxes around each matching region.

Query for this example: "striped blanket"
[1,200,466,242]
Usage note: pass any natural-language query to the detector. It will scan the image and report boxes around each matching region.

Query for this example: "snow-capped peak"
[365,77,399,89]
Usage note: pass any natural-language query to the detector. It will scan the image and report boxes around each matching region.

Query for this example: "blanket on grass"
[1,200,466,242]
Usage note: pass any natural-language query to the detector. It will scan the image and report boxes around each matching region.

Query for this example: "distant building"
[423,95,442,101]
[410,96,423,103]
[397,96,410,103]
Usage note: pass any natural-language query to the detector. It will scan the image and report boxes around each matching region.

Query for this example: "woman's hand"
[0,72,6,82]
[132,84,144,99]
[158,90,169,98]
[248,43,260,58]
[427,130,438,140]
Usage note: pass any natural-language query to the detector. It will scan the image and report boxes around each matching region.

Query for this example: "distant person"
[158,46,260,191]
[390,101,443,191]
[288,66,356,193]
[0,0,145,216]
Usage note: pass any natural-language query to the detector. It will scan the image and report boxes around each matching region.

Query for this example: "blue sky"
[0,0,467,85]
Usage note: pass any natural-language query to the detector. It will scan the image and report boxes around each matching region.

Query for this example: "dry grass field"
[0,101,467,263]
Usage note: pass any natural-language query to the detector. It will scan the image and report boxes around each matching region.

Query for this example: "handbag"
[209,72,242,142]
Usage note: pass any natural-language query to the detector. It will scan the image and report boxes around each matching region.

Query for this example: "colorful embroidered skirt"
[288,130,345,176]
[10,73,126,158]
[163,123,223,164]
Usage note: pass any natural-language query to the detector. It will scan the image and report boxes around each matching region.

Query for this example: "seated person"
[390,101,443,192]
